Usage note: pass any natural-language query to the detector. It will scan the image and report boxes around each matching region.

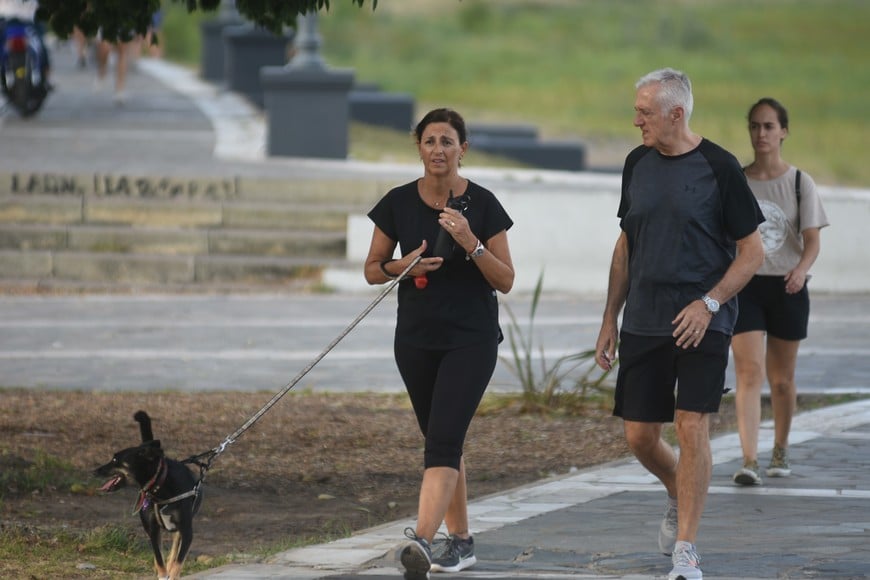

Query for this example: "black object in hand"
[432,190,463,259]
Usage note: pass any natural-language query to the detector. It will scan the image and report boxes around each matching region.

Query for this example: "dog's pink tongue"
[100,476,121,491]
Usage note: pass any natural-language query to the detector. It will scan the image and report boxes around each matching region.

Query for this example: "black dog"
[95,411,203,580]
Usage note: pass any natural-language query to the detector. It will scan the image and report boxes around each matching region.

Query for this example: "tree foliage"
[35,0,376,41]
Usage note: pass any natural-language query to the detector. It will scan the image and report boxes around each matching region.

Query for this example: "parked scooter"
[1,18,49,117]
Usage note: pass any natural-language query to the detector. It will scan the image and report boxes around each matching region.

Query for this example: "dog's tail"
[133,410,155,443]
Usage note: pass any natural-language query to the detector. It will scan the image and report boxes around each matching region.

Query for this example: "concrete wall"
[334,168,870,296]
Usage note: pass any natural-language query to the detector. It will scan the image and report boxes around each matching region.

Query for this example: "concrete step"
[0,172,380,291]
[0,224,346,258]
[1,194,360,231]
[0,249,349,288]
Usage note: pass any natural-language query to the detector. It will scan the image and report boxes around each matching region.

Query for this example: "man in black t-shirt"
[595,68,764,580]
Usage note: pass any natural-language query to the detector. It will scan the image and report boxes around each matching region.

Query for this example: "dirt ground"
[1,389,751,568]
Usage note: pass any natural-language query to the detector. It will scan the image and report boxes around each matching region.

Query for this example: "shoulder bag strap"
[795,169,802,232]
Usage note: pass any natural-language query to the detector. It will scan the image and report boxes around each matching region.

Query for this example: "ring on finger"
[449,221,456,227]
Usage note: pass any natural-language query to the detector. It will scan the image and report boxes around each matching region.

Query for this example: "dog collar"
[133,458,168,514]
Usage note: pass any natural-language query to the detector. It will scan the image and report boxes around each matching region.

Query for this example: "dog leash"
[180,256,423,484]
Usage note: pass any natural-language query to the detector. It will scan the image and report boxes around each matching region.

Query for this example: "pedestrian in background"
[144,8,163,58]
[72,26,89,68]
[595,68,764,580]
[731,97,829,486]
[364,108,514,579]
[94,32,135,104]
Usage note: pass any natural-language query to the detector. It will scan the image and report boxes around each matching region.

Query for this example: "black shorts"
[733,275,809,340]
[613,331,731,422]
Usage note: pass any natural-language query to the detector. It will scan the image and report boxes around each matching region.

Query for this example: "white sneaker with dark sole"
[733,460,762,486]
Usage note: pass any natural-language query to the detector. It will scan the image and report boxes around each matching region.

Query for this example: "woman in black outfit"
[364,108,515,578]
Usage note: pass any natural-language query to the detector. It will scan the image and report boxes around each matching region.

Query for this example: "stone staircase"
[0,172,385,292]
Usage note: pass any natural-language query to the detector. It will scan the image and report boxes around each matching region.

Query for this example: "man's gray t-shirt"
[618,138,764,337]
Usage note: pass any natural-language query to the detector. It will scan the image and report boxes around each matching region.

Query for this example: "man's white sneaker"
[668,540,702,580]
[658,498,678,555]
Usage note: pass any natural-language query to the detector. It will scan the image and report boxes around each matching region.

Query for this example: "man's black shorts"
[613,331,731,422]
[733,275,810,340]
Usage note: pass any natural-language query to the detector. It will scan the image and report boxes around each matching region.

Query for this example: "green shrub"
[500,272,615,414]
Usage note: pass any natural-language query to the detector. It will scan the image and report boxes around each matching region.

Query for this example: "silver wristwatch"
[469,239,485,259]
[701,294,720,314]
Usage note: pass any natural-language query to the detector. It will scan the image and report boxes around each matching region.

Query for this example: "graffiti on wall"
[4,173,241,199]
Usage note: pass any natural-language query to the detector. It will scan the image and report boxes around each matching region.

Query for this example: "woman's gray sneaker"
[399,528,432,580]
[430,535,476,573]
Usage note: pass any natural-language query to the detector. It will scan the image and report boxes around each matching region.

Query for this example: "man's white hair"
[636,68,694,122]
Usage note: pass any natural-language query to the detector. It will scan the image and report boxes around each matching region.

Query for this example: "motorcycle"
[1,18,49,117]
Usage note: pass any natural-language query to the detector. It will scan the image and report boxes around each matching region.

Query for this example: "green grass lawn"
[164,0,869,187]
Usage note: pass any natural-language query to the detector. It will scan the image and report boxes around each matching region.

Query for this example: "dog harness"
[133,456,203,532]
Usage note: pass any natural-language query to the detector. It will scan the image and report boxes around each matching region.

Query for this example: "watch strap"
[469,239,485,259]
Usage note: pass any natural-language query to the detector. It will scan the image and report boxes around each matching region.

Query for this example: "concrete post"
[260,13,355,159]
[199,0,243,82]
[224,24,293,108]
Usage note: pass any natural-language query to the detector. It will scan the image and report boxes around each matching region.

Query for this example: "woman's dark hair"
[748,97,789,130]
[414,108,468,144]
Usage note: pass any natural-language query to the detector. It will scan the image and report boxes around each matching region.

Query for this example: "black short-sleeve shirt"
[368,179,514,349]
[618,138,764,336]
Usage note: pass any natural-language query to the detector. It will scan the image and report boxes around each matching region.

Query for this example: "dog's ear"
[133,410,155,443]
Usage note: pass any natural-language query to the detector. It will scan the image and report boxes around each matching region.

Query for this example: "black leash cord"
[192,256,422,469]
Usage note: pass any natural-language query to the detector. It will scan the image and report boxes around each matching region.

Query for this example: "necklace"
[419,178,461,208]
[426,192,449,208]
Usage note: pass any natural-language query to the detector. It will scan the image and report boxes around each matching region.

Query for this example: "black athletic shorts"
[733,275,809,341]
[613,331,731,422]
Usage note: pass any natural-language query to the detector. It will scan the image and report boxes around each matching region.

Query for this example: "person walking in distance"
[95,34,136,104]
[595,68,764,580]
[364,108,515,579]
[731,98,829,486]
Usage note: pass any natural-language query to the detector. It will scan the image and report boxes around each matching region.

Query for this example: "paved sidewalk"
[193,399,870,579]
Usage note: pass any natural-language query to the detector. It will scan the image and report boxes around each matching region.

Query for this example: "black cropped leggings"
[394,338,498,470]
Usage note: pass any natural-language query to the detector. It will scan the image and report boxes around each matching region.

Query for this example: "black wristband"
[379,260,397,279]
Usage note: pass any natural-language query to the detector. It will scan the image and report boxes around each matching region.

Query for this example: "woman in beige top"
[731,98,829,486]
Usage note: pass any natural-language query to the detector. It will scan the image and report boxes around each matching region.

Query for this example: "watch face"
[705,296,719,312]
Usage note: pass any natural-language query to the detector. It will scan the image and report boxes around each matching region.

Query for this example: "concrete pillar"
[261,68,355,158]
[223,25,293,108]
[199,0,243,82]
[260,13,355,159]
